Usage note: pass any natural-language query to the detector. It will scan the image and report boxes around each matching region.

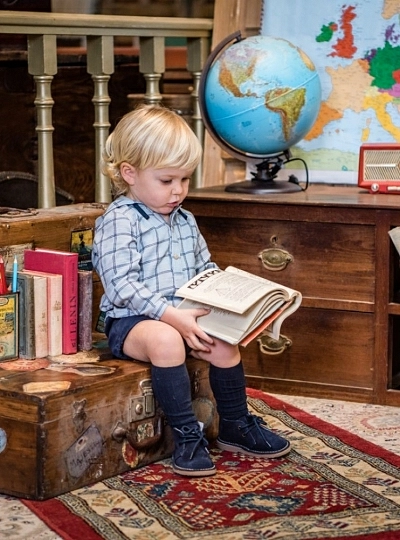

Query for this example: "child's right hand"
[160,305,214,352]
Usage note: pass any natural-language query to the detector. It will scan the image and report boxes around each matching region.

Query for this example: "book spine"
[32,276,48,358]
[19,275,35,359]
[65,260,78,354]
[78,270,93,351]
[47,275,63,357]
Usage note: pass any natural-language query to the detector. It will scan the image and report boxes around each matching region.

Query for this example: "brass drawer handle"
[257,334,292,355]
[258,247,293,271]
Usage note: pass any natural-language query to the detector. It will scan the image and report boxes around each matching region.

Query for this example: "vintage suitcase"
[0,204,218,500]
[0,354,217,500]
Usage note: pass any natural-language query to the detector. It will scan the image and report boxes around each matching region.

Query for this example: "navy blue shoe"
[217,414,291,458]
[172,423,216,477]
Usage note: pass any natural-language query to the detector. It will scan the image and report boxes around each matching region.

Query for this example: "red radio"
[358,143,400,194]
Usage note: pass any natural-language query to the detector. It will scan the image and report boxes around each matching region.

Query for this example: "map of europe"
[262,0,400,184]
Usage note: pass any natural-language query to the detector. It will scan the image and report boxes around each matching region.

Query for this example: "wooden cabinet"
[184,184,400,406]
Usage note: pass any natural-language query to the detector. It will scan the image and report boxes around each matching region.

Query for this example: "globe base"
[225,179,302,194]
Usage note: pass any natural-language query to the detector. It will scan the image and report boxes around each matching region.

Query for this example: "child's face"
[121,164,192,216]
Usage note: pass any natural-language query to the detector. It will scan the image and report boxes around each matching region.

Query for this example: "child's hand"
[160,305,214,352]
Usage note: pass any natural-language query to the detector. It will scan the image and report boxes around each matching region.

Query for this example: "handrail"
[0,11,213,207]
[0,11,213,36]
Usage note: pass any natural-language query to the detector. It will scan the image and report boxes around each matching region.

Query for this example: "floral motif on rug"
[25,389,400,540]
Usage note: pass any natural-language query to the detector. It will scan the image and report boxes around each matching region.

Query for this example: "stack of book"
[11,248,93,359]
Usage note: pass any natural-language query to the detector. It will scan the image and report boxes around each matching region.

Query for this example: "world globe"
[199,32,322,192]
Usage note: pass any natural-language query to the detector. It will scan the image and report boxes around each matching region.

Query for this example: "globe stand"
[225,151,303,194]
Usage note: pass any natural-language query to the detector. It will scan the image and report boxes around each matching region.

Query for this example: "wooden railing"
[0,11,213,207]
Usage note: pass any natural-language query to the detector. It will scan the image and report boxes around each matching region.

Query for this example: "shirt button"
[173,254,180,260]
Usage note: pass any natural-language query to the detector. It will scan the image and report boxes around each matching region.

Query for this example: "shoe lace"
[239,415,272,448]
[178,425,208,459]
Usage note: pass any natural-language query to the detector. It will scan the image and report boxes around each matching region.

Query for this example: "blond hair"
[102,104,202,197]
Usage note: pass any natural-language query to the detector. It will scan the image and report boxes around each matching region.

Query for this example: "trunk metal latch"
[112,378,163,450]
[129,379,155,422]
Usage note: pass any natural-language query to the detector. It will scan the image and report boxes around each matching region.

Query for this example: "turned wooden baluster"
[27,34,57,208]
[87,35,115,204]
[187,37,208,188]
[139,36,165,105]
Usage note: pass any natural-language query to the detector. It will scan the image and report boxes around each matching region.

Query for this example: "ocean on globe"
[203,35,322,157]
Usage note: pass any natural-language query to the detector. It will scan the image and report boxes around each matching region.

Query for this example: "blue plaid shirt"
[92,196,217,321]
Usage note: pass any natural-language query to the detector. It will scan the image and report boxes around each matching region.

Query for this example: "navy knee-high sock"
[151,364,198,429]
[209,361,249,420]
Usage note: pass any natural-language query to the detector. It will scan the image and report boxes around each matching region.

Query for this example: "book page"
[262,292,302,341]
[176,299,249,344]
[239,298,295,347]
[176,267,289,314]
[225,266,299,296]
[177,295,285,338]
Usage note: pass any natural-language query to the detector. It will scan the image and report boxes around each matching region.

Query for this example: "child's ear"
[120,162,137,185]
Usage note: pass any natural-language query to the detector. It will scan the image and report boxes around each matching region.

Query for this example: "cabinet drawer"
[196,216,375,303]
[241,307,374,390]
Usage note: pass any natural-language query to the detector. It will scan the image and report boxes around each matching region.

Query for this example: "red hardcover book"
[24,248,78,354]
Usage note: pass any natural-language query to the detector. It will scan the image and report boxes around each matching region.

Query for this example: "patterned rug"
[11,388,400,540]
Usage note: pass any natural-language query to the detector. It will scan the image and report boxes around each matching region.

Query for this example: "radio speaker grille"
[363,149,400,181]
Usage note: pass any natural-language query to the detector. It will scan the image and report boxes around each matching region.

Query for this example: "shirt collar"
[111,196,187,221]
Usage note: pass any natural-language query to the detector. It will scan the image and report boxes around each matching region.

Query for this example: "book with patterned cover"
[0,293,18,361]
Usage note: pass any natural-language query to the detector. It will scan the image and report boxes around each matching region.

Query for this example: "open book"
[176,266,302,347]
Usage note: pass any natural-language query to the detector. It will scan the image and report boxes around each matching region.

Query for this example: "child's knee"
[151,323,187,359]
[198,341,241,367]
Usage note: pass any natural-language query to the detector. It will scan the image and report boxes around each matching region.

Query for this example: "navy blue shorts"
[105,315,192,360]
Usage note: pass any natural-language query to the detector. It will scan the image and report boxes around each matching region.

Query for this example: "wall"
[261,1,400,186]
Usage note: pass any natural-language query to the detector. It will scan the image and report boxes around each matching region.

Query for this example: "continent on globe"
[265,88,306,141]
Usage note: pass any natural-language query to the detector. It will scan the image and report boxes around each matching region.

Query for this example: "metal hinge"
[0,207,39,219]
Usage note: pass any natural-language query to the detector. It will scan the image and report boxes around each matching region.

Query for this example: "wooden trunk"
[0,356,217,500]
